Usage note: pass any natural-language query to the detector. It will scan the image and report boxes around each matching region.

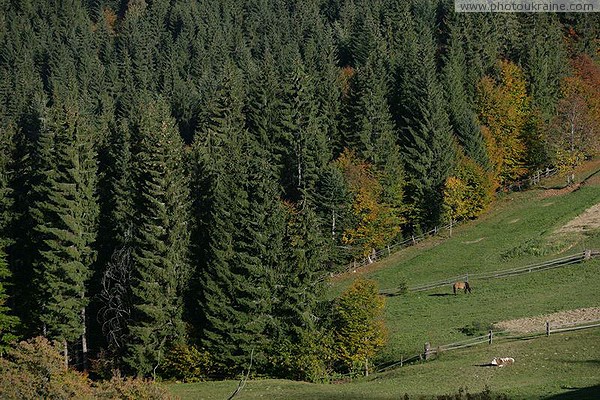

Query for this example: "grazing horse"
[453,281,472,294]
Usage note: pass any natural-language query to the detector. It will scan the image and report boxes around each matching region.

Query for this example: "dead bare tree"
[98,242,134,359]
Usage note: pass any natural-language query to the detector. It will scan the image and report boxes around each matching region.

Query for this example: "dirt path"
[553,202,600,234]
[494,307,600,333]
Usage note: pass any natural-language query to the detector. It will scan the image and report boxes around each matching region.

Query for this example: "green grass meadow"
[168,329,600,400]
[167,172,600,399]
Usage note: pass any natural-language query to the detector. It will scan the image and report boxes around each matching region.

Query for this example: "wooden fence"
[379,250,599,296]
[329,166,566,280]
[375,318,600,373]
[499,167,558,193]
[330,221,458,280]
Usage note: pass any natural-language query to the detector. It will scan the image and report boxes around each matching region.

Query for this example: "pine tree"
[124,97,191,377]
[443,21,490,169]
[522,14,568,122]
[193,68,265,373]
[0,246,18,354]
[397,2,455,228]
[279,60,330,203]
[30,98,98,368]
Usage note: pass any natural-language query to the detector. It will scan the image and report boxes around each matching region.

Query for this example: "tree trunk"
[81,307,88,371]
[63,339,69,370]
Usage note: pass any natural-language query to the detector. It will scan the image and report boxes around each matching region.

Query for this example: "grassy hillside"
[167,168,600,399]
[328,172,600,361]
[167,329,600,400]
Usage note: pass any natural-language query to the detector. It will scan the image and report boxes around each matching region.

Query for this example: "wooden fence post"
[488,330,493,345]
[424,342,431,360]
[400,355,403,367]
[412,235,416,245]
[546,321,550,337]
[584,250,592,260]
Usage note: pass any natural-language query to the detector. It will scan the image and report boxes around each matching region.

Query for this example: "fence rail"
[499,167,558,193]
[375,318,600,374]
[548,319,600,335]
[329,166,565,281]
[380,250,598,295]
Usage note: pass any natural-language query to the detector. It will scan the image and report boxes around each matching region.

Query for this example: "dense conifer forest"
[0,0,599,383]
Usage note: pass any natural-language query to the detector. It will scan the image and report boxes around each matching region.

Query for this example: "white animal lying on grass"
[491,357,515,367]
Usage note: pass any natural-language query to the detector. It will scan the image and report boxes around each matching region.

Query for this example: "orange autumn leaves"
[477,60,531,184]
[550,54,600,172]
[336,150,404,257]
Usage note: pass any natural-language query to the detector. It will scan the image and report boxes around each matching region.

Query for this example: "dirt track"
[553,202,600,234]
[494,307,600,333]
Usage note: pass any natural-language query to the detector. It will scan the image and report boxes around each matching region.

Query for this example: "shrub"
[0,337,94,400]
[160,343,213,382]
[94,373,176,400]
[0,336,175,400]
[331,278,387,376]
[269,330,335,383]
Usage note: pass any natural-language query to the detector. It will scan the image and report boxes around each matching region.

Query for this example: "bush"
[0,337,94,400]
[331,278,387,376]
[160,343,213,382]
[94,373,176,400]
[269,330,335,383]
[0,336,175,400]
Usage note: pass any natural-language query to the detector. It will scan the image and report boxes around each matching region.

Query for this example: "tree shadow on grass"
[543,385,600,400]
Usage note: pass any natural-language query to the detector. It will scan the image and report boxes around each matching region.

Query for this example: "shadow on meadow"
[543,385,600,400]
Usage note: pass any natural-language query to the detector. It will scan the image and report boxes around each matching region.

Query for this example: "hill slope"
[167,170,600,399]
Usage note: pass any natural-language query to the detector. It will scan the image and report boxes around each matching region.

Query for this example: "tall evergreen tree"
[443,21,490,169]
[30,98,98,368]
[271,202,327,380]
[279,60,330,203]
[345,48,398,171]
[124,97,191,377]
[0,246,18,354]
[193,68,273,374]
[521,14,568,121]
[0,122,18,353]
[397,2,455,228]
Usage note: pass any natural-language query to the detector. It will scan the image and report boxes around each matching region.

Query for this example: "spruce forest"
[0,0,599,385]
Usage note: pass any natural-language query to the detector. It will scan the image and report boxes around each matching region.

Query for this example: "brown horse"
[453,281,472,294]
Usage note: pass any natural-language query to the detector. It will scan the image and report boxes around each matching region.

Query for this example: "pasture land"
[167,330,600,400]
[168,168,600,399]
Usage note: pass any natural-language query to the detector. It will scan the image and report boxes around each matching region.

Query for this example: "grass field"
[167,164,600,399]
[168,329,600,400]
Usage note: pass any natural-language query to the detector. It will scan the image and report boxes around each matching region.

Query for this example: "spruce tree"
[194,67,275,373]
[96,117,136,364]
[345,48,398,171]
[443,22,490,169]
[397,2,455,228]
[0,122,18,353]
[125,97,191,377]
[279,60,330,203]
[271,203,327,380]
[345,47,405,241]
[30,98,98,367]
[0,246,18,354]
[522,14,567,121]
